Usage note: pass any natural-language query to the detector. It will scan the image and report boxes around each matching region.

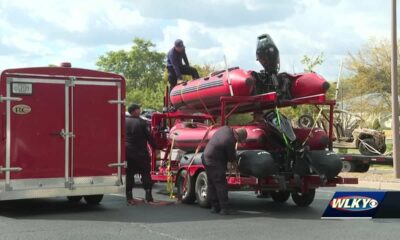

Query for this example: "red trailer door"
[71,79,123,187]
[2,78,68,190]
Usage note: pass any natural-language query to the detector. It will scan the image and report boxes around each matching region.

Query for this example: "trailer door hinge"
[108,99,125,105]
[108,162,126,168]
[59,129,75,139]
[67,77,76,87]
[0,95,22,102]
[0,166,23,173]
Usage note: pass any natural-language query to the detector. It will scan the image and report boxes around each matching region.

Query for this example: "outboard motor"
[256,34,280,74]
[256,34,292,99]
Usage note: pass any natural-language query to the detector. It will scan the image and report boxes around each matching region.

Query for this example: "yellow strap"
[166,136,176,199]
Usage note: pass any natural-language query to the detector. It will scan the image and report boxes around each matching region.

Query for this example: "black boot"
[145,189,154,203]
[210,206,221,214]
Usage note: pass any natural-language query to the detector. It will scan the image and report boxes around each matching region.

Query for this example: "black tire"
[291,189,316,207]
[298,114,315,128]
[358,138,379,156]
[356,163,370,173]
[83,195,104,205]
[67,196,82,203]
[270,190,290,203]
[342,160,357,172]
[195,171,210,208]
[176,169,195,204]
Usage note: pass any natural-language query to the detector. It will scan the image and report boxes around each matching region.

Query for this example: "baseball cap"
[174,39,185,48]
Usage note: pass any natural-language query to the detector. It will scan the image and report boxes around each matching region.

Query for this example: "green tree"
[96,38,166,110]
[96,38,166,91]
[301,52,324,72]
[343,38,400,116]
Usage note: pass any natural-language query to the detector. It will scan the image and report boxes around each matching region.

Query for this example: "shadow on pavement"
[0,186,329,223]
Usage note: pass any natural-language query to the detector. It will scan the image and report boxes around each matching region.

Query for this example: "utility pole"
[391,0,400,178]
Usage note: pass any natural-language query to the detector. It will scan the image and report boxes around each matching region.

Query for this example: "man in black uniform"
[167,39,199,90]
[125,103,156,205]
[202,126,247,215]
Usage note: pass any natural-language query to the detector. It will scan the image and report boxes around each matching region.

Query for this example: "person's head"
[233,128,247,143]
[252,111,264,121]
[128,103,141,117]
[174,39,185,53]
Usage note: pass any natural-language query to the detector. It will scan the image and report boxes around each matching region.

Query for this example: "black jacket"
[203,126,237,168]
[125,116,156,158]
[167,47,189,79]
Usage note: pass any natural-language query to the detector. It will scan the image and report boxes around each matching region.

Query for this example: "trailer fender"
[188,166,205,177]
[175,166,205,186]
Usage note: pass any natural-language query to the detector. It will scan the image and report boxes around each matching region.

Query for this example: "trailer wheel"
[67,196,82,203]
[195,171,210,208]
[84,195,104,205]
[291,189,315,207]
[176,170,195,204]
[356,163,370,173]
[270,190,290,203]
[342,160,356,172]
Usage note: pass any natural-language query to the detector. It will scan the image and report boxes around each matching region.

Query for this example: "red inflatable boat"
[170,68,329,114]
[169,122,328,152]
[170,68,255,112]
[169,122,266,152]
[289,72,330,99]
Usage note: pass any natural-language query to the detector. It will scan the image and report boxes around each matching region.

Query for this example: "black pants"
[125,155,152,200]
[167,66,200,89]
[204,165,229,210]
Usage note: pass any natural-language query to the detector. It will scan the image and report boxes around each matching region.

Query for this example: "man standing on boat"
[166,39,200,90]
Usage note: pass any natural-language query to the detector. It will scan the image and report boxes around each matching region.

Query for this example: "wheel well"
[193,168,205,179]
[175,168,205,186]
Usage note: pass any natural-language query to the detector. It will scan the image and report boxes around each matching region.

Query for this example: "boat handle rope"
[166,134,177,199]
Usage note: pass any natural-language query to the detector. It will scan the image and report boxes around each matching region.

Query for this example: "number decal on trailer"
[12,83,33,95]
[12,104,31,115]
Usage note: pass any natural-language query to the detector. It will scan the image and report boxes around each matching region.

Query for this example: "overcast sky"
[0,0,394,80]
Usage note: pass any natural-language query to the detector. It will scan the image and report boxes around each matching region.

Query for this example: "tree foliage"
[96,38,166,91]
[341,38,399,116]
[301,52,324,72]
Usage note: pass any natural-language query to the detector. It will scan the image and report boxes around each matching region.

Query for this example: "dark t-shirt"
[125,116,156,158]
[166,47,189,79]
[203,126,237,168]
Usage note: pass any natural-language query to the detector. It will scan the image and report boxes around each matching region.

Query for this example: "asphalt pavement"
[0,184,399,240]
